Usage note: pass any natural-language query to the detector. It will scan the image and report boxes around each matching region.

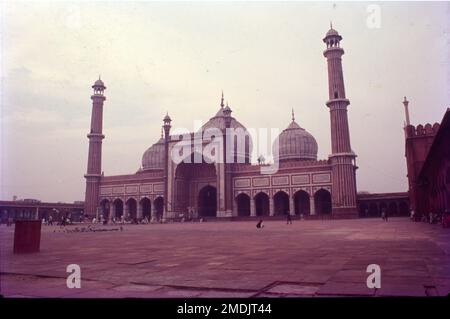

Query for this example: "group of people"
[42,215,72,226]
[410,209,449,225]
[92,214,157,225]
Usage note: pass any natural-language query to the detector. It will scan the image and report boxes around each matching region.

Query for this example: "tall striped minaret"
[84,78,106,218]
[323,26,358,218]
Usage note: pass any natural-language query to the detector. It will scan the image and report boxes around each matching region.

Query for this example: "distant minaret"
[84,78,106,217]
[402,96,411,126]
[163,112,172,218]
[323,26,358,217]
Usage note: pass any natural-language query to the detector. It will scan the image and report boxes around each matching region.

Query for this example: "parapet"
[405,122,440,138]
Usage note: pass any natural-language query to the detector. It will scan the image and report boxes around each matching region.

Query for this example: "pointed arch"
[198,185,217,217]
[294,190,310,215]
[236,193,250,216]
[140,197,151,219]
[126,198,137,220]
[154,197,164,221]
[273,191,289,215]
[314,189,331,214]
[113,198,124,219]
[254,192,270,216]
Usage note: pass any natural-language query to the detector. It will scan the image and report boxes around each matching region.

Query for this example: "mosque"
[83,26,360,221]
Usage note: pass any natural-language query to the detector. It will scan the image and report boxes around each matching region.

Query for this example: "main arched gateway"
[173,153,217,217]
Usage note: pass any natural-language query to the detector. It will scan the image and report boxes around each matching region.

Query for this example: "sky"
[1,1,449,203]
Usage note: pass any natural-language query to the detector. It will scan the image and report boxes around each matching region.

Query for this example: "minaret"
[402,96,411,126]
[84,78,106,217]
[223,100,233,215]
[323,26,358,218]
[163,113,172,219]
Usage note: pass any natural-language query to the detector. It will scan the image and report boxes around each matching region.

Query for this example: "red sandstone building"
[403,99,450,217]
[82,27,405,222]
[0,200,84,223]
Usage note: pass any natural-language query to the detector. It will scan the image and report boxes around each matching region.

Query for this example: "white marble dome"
[273,120,318,162]
[199,106,252,163]
[142,137,165,170]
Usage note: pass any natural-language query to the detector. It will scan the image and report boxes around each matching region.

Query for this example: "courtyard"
[1,217,449,298]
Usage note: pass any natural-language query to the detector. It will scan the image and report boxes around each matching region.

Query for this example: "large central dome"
[199,103,252,164]
[273,115,318,162]
[142,96,254,170]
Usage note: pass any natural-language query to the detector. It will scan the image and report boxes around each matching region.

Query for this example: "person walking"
[286,213,292,225]
[381,208,388,222]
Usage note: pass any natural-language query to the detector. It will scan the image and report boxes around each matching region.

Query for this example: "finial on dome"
[221,91,225,108]
[330,21,332,29]
[291,108,296,122]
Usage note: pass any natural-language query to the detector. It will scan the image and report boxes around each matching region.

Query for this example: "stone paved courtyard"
[1,218,450,298]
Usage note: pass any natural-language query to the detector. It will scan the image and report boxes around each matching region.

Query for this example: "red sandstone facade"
[83,27,359,221]
[404,106,450,217]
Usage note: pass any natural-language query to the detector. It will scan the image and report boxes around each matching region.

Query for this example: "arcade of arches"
[235,189,332,217]
[100,188,333,221]
[99,196,164,221]
[357,193,410,218]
